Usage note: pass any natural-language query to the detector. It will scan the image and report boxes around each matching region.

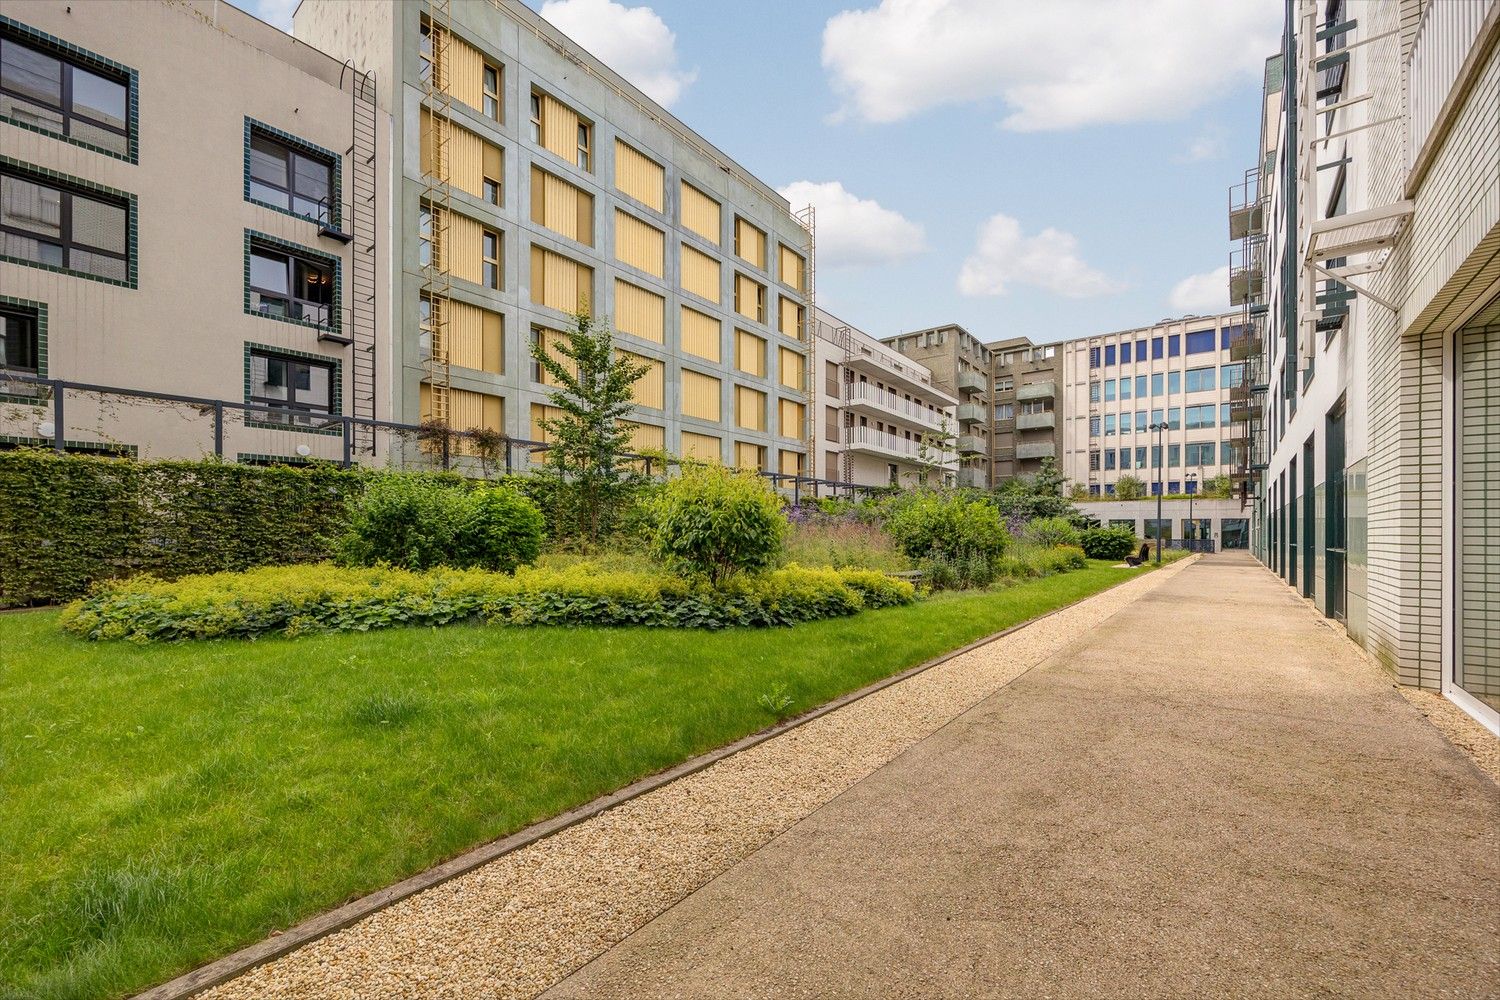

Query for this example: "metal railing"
[843,382,947,431]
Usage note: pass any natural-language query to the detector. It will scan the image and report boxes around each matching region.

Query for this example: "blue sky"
[238,0,1280,345]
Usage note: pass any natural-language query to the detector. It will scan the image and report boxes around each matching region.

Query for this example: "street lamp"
[1186,471,1198,549]
[1149,422,1168,564]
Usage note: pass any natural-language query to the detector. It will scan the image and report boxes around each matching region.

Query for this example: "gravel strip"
[1396,687,1500,784]
[201,561,1191,1000]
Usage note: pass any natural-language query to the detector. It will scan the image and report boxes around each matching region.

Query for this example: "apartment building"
[988,337,1062,480]
[881,324,990,487]
[292,0,813,478]
[1242,0,1498,734]
[812,308,957,488]
[1060,313,1250,497]
[0,0,391,463]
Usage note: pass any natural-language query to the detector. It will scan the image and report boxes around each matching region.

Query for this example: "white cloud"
[958,213,1122,298]
[778,181,927,268]
[1168,265,1232,314]
[539,0,696,108]
[822,0,1279,130]
[1180,128,1228,163]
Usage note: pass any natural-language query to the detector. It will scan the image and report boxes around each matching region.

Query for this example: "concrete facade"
[880,324,991,487]
[1075,498,1250,550]
[0,0,393,464]
[811,308,957,489]
[1247,0,1499,734]
[988,338,1062,481]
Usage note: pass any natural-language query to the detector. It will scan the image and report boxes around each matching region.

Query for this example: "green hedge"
[59,562,918,642]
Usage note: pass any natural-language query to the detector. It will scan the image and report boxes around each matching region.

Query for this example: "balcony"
[1015,411,1054,431]
[956,434,985,455]
[1016,441,1056,460]
[956,402,986,424]
[845,425,946,462]
[843,382,948,432]
[957,467,986,489]
[1229,166,1265,240]
[1016,381,1055,402]
[956,369,986,394]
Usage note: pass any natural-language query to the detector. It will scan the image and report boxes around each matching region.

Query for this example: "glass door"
[1454,316,1499,728]
[1325,403,1346,622]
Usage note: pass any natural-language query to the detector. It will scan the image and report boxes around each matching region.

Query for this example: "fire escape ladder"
[347,66,379,454]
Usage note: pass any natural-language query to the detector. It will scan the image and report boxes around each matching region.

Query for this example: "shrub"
[59,562,917,642]
[650,465,787,584]
[1114,475,1147,501]
[781,519,910,573]
[1079,526,1137,561]
[885,493,1007,566]
[1021,516,1080,548]
[453,486,547,572]
[337,479,545,573]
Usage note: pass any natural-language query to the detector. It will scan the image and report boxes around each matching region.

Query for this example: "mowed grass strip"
[1,562,1144,1000]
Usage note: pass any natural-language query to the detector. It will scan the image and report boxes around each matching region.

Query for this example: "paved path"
[546,553,1500,999]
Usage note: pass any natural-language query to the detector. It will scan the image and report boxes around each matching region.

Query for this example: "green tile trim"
[0,155,138,288]
[242,340,344,436]
[243,117,343,229]
[0,435,137,457]
[235,451,332,467]
[0,15,139,164]
[242,230,343,335]
[0,294,47,383]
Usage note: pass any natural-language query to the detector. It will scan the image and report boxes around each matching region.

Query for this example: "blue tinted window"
[1135,446,1147,468]
[1091,484,1102,496]
[1135,410,1147,433]
[1104,379,1116,401]
[1105,449,1116,470]
[1120,377,1132,400]
[1151,373,1163,395]
[1135,375,1146,397]
[1186,366,1216,392]
[1168,479,1181,492]
[1168,371,1181,394]
[1222,402,1233,424]
[1120,448,1130,466]
[1152,337,1164,359]
[1168,334,1181,357]
[1121,342,1132,363]
[1168,407,1180,430]
[1104,344,1116,365]
[1102,483,1113,495]
[1185,479,1198,495]
[1105,414,1116,435]
[1151,407,1163,426]
[1186,329,1215,353]
[1137,339,1147,359]
[1221,325,1244,349]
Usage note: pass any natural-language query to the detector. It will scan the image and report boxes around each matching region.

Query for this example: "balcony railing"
[1016,381,1055,401]
[956,434,985,455]
[843,382,947,431]
[957,369,986,393]
[845,425,937,461]
[1016,411,1055,431]
[956,402,986,424]
[957,467,986,488]
[1016,441,1056,460]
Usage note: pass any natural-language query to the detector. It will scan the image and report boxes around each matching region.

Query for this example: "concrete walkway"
[546,553,1500,999]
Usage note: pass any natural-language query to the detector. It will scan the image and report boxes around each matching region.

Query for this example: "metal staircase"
[420,0,455,434]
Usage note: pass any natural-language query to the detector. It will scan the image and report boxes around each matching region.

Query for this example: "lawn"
[1,561,1147,999]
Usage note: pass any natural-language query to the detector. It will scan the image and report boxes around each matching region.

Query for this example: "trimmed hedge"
[1079,526,1137,561]
[59,562,917,642]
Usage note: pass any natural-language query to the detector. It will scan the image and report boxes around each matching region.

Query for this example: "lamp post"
[1186,471,1198,549]
[1150,421,1168,564]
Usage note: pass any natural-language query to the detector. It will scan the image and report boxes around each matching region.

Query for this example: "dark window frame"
[246,237,337,331]
[0,301,39,374]
[0,164,131,282]
[246,123,338,226]
[0,22,134,161]
[247,347,337,427]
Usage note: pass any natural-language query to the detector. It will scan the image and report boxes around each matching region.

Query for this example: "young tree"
[530,310,648,544]
[907,418,957,488]
[1114,474,1147,500]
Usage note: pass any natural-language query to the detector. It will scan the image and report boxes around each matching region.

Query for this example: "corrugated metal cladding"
[538,92,581,164]
[420,111,500,200]
[778,346,804,390]
[778,296,804,339]
[680,305,721,361]
[681,369,721,421]
[441,209,485,285]
[779,398,805,440]
[735,441,765,470]
[614,279,664,343]
[735,217,766,269]
[530,245,592,313]
[614,210,664,276]
[779,449,803,476]
[530,166,593,245]
[447,299,503,374]
[622,420,665,451]
[615,140,664,212]
[422,384,502,447]
[533,325,574,386]
[530,402,563,441]
[681,430,721,462]
[735,273,764,322]
[680,243,720,303]
[432,26,490,115]
[735,385,766,431]
[735,329,766,376]
[620,350,664,408]
[779,245,806,291]
[680,182,721,244]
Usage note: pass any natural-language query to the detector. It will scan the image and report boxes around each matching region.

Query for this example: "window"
[1185,328,1215,354]
[1101,484,1112,496]
[1120,342,1132,364]
[1151,373,1163,396]
[248,241,334,327]
[1222,402,1233,425]
[1168,371,1180,394]
[1,168,129,281]
[1186,366,1216,393]
[734,273,766,323]
[1167,407,1180,430]
[483,64,500,119]
[483,177,500,205]
[994,376,1013,392]
[248,127,334,223]
[577,122,592,170]
[1186,442,1216,465]
[1104,344,1116,366]
[1089,415,1100,437]
[1135,375,1146,398]
[1103,379,1116,402]
[1135,410,1147,433]
[528,93,541,142]
[1222,440,1241,465]
[1135,446,1147,469]
[482,228,500,289]
[0,303,38,373]
[1152,446,1162,469]
[1089,449,1101,471]
[1151,337,1164,360]
[1119,449,1130,468]
[1168,480,1181,494]
[1021,399,1049,415]
[0,31,130,156]
[1151,407,1163,427]
[1221,325,1245,350]
[1120,376,1132,400]
[1089,346,1100,368]
[418,205,433,266]
[248,349,334,426]
[1031,345,1056,361]
[1089,380,1101,403]
[1185,404,1216,430]
[1168,334,1181,357]
[733,217,766,269]
[994,402,1014,421]
[1104,414,1116,436]
[1136,339,1147,360]
[1221,363,1246,388]
[1168,444,1180,468]
[1104,449,1116,470]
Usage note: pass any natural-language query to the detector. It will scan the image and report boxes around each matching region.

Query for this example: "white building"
[812,309,958,489]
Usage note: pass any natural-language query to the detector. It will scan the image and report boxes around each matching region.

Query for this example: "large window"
[1185,366,1216,393]
[0,31,130,156]
[248,349,334,426]
[1103,378,1116,401]
[1104,344,1116,366]
[1185,441,1216,465]
[1221,362,1246,389]
[1151,373,1163,396]
[1185,404,1216,430]
[0,168,128,281]
[248,241,334,328]
[1185,329,1216,354]
[248,126,335,223]
[1,303,39,373]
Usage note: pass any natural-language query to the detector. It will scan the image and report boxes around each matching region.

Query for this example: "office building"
[880,323,990,487]
[1240,0,1498,733]
[812,308,957,488]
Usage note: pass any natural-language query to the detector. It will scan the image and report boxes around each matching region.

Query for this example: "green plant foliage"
[1079,526,1138,561]
[991,456,1083,523]
[885,492,1007,566]
[455,487,547,572]
[995,544,1089,580]
[59,562,916,642]
[1113,475,1148,500]
[1021,515,1081,548]
[781,518,911,573]
[650,464,788,584]
[335,477,545,573]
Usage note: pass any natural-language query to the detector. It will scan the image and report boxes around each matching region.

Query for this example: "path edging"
[132,563,1180,1000]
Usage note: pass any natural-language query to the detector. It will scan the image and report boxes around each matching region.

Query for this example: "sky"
[236,0,1281,346]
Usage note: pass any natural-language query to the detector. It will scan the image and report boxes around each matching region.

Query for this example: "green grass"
[0,561,1147,999]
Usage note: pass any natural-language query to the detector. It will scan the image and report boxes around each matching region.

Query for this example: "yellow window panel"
[614,279,664,343]
[778,398,806,440]
[680,243,720,303]
[530,166,593,245]
[734,441,766,471]
[681,369,721,422]
[778,296,805,339]
[680,182,720,244]
[615,210,664,277]
[447,298,504,374]
[621,420,665,451]
[735,385,767,431]
[532,325,576,386]
[427,385,503,456]
[530,244,592,313]
[530,402,565,443]
[619,350,664,409]
[735,329,766,377]
[734,217,766,269]
[446,32,488,115]
[680,430,721,463]
[734,273,766,323]
[779,449,804,477]
[778,346,805,391]
[538,92,582,163]
[779,245,806,291]
[615,140,664,212]
[442,210,484,285]
[680,306,721,362]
